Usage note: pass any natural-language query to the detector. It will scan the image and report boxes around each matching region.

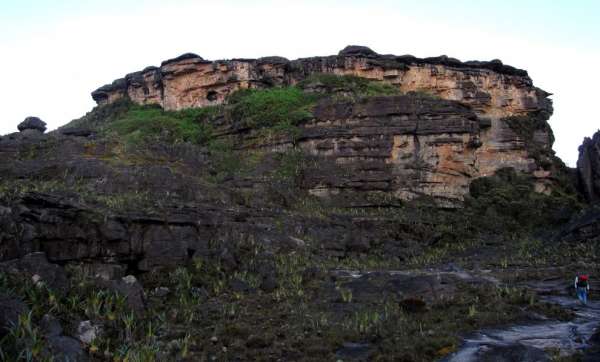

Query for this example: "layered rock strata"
[91,46,557,203]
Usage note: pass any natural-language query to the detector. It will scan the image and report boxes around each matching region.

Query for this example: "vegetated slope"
[0,64,595,361]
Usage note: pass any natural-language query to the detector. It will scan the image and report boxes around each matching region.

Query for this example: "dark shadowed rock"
[0,252,69,291]
[40,314,63,337]
[338,45,378,57]
[161,53,204,66]
[59,127,93,137]
[47,335,87,362]
[399,298,427,313]
[230,277,250,293]
[478,344,550,362]
[260,274,278,293]
[18,117,47,133]
[584,327,600,361]
[0,294,28,337]
[246,334,272,349]
[556,207,600,243]
[577,131,600,203]
[336,342,373,361]
[113,275,146,312]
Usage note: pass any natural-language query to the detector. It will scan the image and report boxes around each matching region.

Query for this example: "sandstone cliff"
[92,46,557,204]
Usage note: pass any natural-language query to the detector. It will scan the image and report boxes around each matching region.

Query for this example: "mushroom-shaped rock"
[161,53,203,66]
[18,117,47,133]
[338,45,378,57]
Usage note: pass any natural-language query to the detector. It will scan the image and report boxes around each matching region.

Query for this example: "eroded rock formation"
[93,46,549,119]
[91,46,558,203]
[577,131,600,203]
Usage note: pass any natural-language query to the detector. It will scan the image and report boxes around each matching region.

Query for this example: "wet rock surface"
[445,280,600,362]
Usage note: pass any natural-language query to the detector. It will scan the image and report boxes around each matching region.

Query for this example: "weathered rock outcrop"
[18,117,47,133]
[296,95,542,203]
[577,130,600,203]
[91,46,557,203]
[93,46,549,120]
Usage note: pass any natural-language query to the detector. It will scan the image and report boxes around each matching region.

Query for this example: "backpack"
[577,275,589,288]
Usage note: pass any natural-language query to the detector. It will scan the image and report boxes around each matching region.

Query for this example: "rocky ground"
[1,69,599,361]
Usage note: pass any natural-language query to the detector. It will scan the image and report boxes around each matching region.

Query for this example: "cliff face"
[577,131,600,203]
[92,46,556,204]
[93,47,550,120]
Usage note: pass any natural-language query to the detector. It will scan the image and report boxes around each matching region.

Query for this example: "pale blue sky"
[1,0,598,165]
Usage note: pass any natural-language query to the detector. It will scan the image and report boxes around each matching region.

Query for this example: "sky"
[0,0,598,166]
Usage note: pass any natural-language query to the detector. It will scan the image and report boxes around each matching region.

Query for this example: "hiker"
[574,274,590,305]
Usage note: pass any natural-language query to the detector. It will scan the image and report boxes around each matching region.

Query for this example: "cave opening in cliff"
[206,90,218,102]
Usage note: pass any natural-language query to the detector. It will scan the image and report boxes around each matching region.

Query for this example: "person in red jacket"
[575,275,590,305]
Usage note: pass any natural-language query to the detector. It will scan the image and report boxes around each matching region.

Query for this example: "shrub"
[229,87,316,128]
[105,104,219,145]
[466,168,580,233]
[64,98,134,130]
[297,73,399,97]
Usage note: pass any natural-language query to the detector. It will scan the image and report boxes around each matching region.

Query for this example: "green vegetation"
[64,99,134,130]
[466,167,580,233]
[503,113,560,172]
[297,73,400,98]
[64,74,403,150]
[105,104,218,145]
[229,87,316,129]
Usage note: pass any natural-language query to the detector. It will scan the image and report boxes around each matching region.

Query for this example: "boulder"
[47,335,87,362]
[338,45,378,57]
[76,320,102,344]
[40,314,87,361]
[40,314,63,337]
[0,252,69,291]
[17,117,47,133]
[96,275,146,313]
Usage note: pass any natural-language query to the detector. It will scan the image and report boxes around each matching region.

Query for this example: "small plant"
[1,312,45,361]
[339,287,353,303]
[122,312,136,342]
[468,305,477,318]
[180,333,191,358]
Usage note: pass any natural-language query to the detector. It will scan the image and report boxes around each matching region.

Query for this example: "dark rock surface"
[338,45,378,57]
[0,294,28,337]
[577,130,600,203]
[478,345,550,362]
[18,116,47,133]
[0,252,69,291]
[46,335,87,362]
[59,127,94,137]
